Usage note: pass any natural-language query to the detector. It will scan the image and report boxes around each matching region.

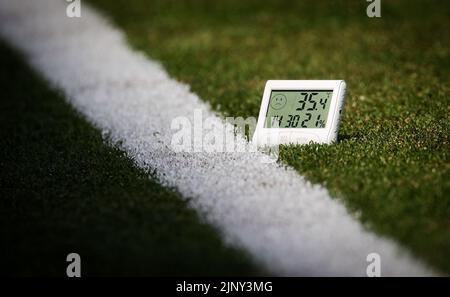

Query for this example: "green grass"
[88,0,450,273]
[0,42,260,276]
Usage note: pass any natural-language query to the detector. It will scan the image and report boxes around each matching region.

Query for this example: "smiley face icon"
[270,94,287,110]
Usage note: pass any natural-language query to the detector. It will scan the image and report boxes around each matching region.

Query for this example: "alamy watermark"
[66,253,81,277]
[63,251,380,276]
[66,0,81,18]
[366,0,381,18]
[366,252,381,277]
[170,109,280,162]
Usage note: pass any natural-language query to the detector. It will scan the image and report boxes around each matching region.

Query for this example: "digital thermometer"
[253,80,346,145]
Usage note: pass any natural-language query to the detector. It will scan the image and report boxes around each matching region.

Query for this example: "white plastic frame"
[253,80,347,145]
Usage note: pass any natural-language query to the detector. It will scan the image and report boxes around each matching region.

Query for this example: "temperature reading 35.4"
[264,90,332,128]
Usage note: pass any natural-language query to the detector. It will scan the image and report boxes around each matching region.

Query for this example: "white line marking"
[0,0,435,276]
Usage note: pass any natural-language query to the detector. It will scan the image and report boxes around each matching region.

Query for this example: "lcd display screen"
[264,90,333,128]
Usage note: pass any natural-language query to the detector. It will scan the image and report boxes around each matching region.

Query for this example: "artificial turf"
[0,42,260,276]
[87,0,450,273]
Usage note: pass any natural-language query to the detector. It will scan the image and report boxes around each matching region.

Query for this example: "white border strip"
[0,0,434,276]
